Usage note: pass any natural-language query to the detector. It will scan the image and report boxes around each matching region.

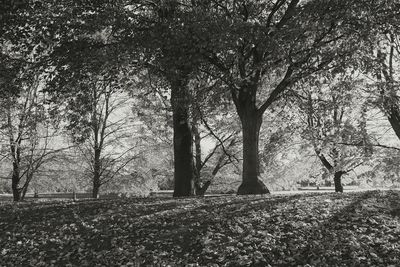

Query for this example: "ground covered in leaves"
[1,191,400,266]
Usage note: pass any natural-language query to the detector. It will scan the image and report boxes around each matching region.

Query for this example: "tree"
[49,36,138,198]
[132,69,242,195]
[187,0,376,194]
[70,86,135,199]
[299,73,372,192]
[0,1,70,201]
[0,75,67,201]
[127,1,207,197]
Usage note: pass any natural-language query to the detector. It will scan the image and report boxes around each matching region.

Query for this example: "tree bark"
[315,151,345,193]
[11,161,21,201]
[387,105,400,140]
[196,180,212,196]
[237,106,269,195]
[92,148,101,199]
[11,141,22,201]
[171,79,194,197]
[21,180,30,200]
[92,183,100,199]
[334,171,344,193]
[192,120,202,195]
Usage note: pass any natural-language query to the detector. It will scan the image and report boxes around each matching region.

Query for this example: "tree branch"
[258,65,294,115]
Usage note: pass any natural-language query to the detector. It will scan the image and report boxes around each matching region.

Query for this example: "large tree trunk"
[11,143,22,201]
[171,80,194,197]
[237,106,269,195]
[92,183,100,199]
[334,171,344,193]
[11,161,21,202]
[92,148,101,199]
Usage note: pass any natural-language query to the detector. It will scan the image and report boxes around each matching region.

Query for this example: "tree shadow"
[5,191,399,266]
[121,194,308,265]
[290,190,400,266]
[384,190,400,218]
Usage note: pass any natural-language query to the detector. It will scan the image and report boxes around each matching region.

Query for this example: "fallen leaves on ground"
[1,190,400,266]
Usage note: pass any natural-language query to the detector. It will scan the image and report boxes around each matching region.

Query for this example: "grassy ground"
[1,191,400,266]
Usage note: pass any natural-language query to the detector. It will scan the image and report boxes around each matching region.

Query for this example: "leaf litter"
[0,190,400,266]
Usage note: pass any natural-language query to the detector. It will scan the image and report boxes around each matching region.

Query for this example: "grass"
[1,190,400,266]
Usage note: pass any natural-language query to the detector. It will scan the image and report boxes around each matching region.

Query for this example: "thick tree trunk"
[12,188,20,201]
[92,183,100,199]
[171,80,194,197]
[12,182,21,201]
[92,148,101,199]
[334,171,344,193]
[11,161,21,201]
[237,108,269,195]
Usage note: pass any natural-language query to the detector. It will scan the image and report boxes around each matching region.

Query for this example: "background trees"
[0,1,66,200]
[49,35,139,198]
[0,75,65,201]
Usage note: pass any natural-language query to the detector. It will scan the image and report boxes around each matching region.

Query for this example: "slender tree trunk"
[315,151,345,193]
[195,148,230,196]
[21,181,29,201]
[192,121,202,195]
[20,170,36,201]
[192,120,213,196]
[196,180,212,196]
[171,79,194,197]
[334,171,344,193]
[237,107,269,195]
[92,148,101,199]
